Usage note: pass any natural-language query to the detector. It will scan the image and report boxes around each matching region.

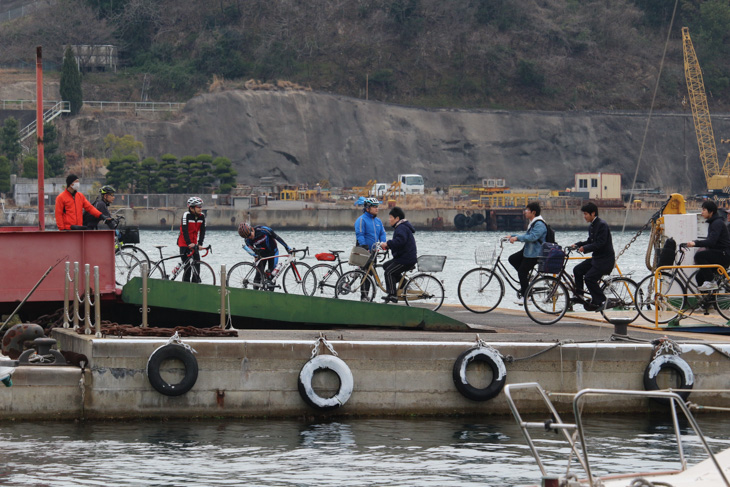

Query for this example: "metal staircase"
[18,100,70,142]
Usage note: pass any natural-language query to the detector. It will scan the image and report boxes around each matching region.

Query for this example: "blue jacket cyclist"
[507,201,548,301]
[238,223,291,282]
[355,197,387,250]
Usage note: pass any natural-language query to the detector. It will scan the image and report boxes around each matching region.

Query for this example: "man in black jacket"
[572,202,615,311]
[380,206,417,303]
[686,200,730,290]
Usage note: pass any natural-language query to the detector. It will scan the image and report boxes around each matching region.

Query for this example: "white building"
[574,172,621,200]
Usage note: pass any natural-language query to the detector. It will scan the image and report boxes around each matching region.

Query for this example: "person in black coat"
[571,202,615,311]
[686,200,730,290]
[379,206,417,303]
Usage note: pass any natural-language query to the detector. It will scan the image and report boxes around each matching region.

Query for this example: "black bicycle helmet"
[100,185,116,195]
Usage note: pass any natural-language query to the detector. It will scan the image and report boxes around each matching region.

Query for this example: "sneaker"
[513,299,524,306]
[698,281,718,292]
[583,301,601,312]
[360,295,370,302]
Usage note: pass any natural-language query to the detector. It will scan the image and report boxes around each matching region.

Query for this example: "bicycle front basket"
[120,226,140,244]
[417,255,446,272]
[475,245,495,266]
[348,246,370,266]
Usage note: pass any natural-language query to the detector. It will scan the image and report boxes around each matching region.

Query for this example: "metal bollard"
[141,262,148,327]
[220,264,226,329]
[84,264,92,334]
[63,262,71,328]
[94,266,101,337]
[73,262,80,330]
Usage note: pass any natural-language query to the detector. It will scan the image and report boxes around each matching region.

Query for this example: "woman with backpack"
[507,202,550,304]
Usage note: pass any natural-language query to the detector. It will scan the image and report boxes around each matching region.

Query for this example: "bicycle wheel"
[524,276,569,325]
[302,264,340,297]
[227,262,265,290]
[600,277,639,324]
[457,267,504,313]
[115,251,141,286]
[148,262,169,280]
[635,272,685,324]
[188,261,216,285]
[282,261,311,294]
[404,274,444,311]
[714,276,730,320]
[120,244,151,267]
[335,270,375,302]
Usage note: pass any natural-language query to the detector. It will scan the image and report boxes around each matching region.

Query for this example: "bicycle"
[523,247,640,325]
[634,243,730,324]
[227,248,310,293]
[457,237,540,313]
[301,250,348,298]
[127,245,216,285]
[111,215,150,286]
[333,245,446,311]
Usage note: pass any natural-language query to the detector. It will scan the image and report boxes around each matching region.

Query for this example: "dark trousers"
[573,259,612,305]
[179,246,201,283]
[508,249,538,296]
[694,249,730,285]
[383,260,414,296]
[256,250,278,284]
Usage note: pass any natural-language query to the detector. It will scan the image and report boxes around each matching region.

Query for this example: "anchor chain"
[615,198,670,264]
[651,336,682,359]
[166,331,197,354]
[311,333,338,358]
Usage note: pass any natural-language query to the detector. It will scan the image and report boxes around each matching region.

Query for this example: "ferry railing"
[63,262,102,337]
[505,382,730,487]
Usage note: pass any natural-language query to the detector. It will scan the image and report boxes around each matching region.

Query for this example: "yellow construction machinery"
[682,27,730,193]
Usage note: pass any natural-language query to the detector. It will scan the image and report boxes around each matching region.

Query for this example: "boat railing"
[504,382,730,487]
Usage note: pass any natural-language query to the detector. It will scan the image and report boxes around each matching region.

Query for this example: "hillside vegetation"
[2,0,730,112]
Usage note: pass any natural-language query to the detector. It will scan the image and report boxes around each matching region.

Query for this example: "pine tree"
[60,46,83,115]
[0,117,22,172]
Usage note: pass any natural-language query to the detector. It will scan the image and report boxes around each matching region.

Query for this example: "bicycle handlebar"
[187,244,212,258]
[289,247,309,257]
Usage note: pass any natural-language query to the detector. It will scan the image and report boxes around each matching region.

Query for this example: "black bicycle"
[523,247,640,325]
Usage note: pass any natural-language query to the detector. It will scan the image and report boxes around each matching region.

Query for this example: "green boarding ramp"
[122,277,467,331]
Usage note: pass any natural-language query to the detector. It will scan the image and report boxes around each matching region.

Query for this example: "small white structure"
[71,45,118,72]
[574,172,621,200]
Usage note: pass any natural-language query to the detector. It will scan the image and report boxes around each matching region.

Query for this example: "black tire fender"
[452,346,507,401]
[643,354,694,405]
[146,344,199,396]
[297,355,354,410]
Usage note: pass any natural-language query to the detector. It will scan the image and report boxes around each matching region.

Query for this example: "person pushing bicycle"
[177,196,206,283]
[238,222,292,285]
[354,197,387,300]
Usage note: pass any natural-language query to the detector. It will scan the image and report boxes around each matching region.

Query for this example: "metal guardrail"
[83,101,184,112]
[2,99,184,112]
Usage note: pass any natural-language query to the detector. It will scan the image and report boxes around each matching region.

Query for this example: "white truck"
[397,174,425,194]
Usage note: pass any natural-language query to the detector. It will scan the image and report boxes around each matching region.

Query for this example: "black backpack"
[537,220,556,244]
[658,238,676,268]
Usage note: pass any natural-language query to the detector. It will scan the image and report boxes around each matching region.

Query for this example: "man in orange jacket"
[55,174,108,230]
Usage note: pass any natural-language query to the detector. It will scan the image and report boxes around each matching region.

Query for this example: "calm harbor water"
[132,228,652,310]
[3,415,730,486]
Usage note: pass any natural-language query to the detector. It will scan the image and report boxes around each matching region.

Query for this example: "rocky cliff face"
[59,89,730,193]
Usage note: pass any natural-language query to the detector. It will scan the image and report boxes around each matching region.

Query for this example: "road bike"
[301,250,348,298]
[523,247,639,325]
[634,244,730,324]
[111,215,150,286]
[127,245,216,285]
[333,245,446,311]
[457,237,540,313]
[227,248,310,293]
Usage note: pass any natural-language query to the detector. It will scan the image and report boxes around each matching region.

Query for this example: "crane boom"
[681,26,730,192]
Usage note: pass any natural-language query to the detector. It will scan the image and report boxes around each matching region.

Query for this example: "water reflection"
[0,415,728,486]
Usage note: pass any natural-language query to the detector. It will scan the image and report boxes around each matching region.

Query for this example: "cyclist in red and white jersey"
[177,197,206,282]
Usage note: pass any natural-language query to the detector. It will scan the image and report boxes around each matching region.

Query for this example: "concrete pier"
[0,307,726,421]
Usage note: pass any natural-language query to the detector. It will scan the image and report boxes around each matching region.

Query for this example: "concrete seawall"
[0,329,720,420]
[2,206,658,231]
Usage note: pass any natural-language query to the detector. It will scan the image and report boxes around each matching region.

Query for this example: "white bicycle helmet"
[187,196,203,208]
[363,197,380,209]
